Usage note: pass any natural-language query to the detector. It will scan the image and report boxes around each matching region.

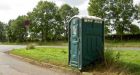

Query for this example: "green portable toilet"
[68,15,104,69]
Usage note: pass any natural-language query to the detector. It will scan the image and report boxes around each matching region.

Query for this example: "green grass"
[10,47,68,67]
[10,47,140,75]
[1,40,140,47]
[119,50,140,75]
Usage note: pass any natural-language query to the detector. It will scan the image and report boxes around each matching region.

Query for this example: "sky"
[0,0,140,24]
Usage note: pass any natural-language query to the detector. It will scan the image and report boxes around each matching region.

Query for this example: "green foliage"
[59,4,79,40]
[88,0,138,35]
[104,48,121,68]
[7,16,27,42]
[88,0,106,18]
[88,0,109,34]
[129,24,140,34]
[59,4,79,20]
[0,21,6,41]
[5,1,79,42]
[28,1,58,41]
[27,1,79,41]
[138,3,140,17]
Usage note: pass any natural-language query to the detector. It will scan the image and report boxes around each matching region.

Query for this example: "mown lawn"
[10,47,68,67]
[10,47,140,75]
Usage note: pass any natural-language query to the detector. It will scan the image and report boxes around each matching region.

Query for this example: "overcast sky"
[0,0,140,23]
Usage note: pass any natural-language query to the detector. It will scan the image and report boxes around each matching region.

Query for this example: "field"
[10,47,140,75]
[105,40,140,47]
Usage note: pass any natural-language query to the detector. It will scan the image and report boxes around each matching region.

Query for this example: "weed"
[26,43,35,50]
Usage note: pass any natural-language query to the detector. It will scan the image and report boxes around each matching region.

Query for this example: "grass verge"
[10,47,68,67]
[9,47,140,75]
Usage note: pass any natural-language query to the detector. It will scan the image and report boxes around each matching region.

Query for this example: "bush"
[104,48,121,68]
[26,44,35,50]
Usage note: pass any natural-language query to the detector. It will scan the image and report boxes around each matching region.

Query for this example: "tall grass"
[104,48,121,68]
[100,48,130,75]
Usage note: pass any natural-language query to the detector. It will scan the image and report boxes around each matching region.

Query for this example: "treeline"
[105,34,140,41]
[0,22,6,42]
[0,1,79,42]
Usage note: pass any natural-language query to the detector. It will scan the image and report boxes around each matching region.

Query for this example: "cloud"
[0,0,39,23]
[50,0,90,15]
[134,0,140,4]
[76,0,89,15]
[0,0,140,23]
[0,0,11,11]
[63,0,87,6]
[48,0,65,7]
[0,4,11,11]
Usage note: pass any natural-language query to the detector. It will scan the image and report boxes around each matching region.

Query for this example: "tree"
[88,0,106,18]
[28,1,59,41]
[138,3,140,17]
[137,3,140,23]
[6,20,14,42]
[59,4,79,40]
[7,16,27,42]
[0,21,6,41]
[88,0,138,36]
[88,0,109,34]
[105,0,137,35]
[129,24,140,34]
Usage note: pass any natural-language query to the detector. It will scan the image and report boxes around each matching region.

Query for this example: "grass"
[119,50,140,75]
[1,40,140,47]
[10,47,68,67]
[9,47,140,75]
[0,41,68,46]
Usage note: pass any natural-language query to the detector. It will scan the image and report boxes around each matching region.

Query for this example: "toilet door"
[70,18,79,67]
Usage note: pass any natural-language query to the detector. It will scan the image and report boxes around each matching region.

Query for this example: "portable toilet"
[68,15,104,69]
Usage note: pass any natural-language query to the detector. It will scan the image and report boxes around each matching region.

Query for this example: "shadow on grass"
[80,62,140,75]
[121,62,140,75]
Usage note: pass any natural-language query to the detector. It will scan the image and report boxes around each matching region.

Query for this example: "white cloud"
[0,0,39,23]
[134,0,140,4]
[55,1,65,7]
[0,0,140,24]
[0,4,11,11]
[76,0,89,15]
[48,0,65,7]
[132,20,140,28]
[0,0,66,23]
